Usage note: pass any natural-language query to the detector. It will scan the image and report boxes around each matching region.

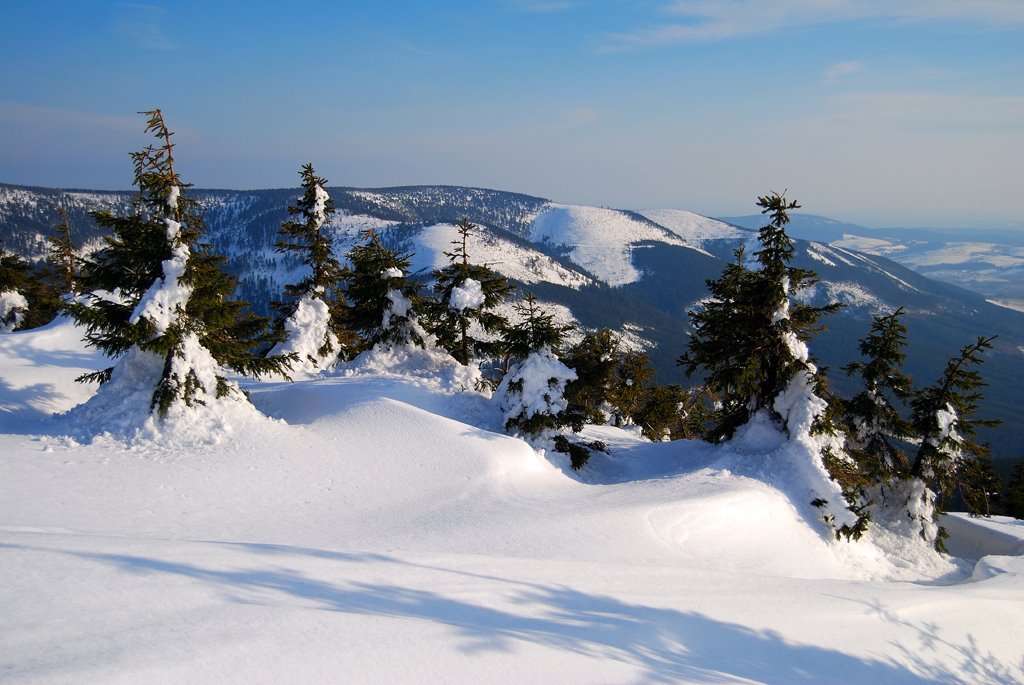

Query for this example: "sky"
[1,1,1022,229]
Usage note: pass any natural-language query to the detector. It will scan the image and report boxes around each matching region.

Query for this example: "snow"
[2,318,1023,684]
[494,345,576,433]
[128,241,191,335]
[638,208,746,248]
[450,277,485,311]
[410,222,592,289]
[0,290,28,332]
[529,204,690,286]
[267,295,339,375]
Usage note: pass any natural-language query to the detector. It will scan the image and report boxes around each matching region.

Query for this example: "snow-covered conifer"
[64,109,290,428]
[906,336,1000,547]
[345,228,427,352]
[0,244,31,332]
[269,164,353,373]
[680,192,865,539]
[427,218,514,370]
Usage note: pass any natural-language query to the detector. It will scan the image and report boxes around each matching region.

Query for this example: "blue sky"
[1,1,1021,228]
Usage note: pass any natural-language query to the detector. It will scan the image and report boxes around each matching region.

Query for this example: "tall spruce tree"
[344,228,426,351]
[427,218,514,367]
[270,164,353,371]
[65,109,290,418]
[679,192,840,441]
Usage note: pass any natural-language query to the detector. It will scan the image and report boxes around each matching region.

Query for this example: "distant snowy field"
[2,319,1023,684]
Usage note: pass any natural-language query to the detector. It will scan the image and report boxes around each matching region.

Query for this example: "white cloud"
[604,0,1024,49]
[823,61,864,86]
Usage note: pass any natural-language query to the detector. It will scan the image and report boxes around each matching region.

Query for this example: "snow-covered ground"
[2,318,1023,684]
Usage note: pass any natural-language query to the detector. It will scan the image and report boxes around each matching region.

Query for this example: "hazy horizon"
[2,1,1021,229]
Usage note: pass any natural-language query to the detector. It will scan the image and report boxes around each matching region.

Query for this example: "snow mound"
[267,295,340,376]
[338,343,483,394]
[59,340,274,448]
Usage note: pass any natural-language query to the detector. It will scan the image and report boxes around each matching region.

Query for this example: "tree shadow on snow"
[12,540,1012,684]
[0,377,69,434]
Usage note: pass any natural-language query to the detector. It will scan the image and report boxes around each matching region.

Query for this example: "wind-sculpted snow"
[1,318,1023,683]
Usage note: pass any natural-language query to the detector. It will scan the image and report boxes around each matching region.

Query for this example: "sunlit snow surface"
[1,318,1023,684]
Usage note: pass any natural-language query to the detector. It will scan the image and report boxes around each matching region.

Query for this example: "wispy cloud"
[604,0,1024,50]
[511,1,574,13]
[823,60,864,86]
[114,4,176,50]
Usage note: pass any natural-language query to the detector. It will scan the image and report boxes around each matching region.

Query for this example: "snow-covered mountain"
[2,314,1023,683]
[3,182,1023,463]
[723,213,1024,313]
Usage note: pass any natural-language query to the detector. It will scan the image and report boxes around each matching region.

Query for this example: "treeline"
[3,110,1022,544]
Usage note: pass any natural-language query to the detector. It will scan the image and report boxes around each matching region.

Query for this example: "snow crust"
[1,318,1022,684]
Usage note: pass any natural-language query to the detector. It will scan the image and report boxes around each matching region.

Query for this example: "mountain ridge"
[2,181,1022,463]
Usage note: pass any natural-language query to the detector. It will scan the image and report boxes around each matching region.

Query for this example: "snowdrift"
[2,319,1023,684]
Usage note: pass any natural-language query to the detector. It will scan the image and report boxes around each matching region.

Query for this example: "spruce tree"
[65,109,290,418]
[270,164,354,371]
[905,336,1000,546]
[841,307,914,480]
[563,328,622,426]
[48,206,82,297]
[427,218,514,368]
[496,293,578,439]
[0,242,31,332]
[679,192,840,441]
[344,228,426,351]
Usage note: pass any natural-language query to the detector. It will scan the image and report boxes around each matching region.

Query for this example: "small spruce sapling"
[427,218,514,369]
[344,228,427,352]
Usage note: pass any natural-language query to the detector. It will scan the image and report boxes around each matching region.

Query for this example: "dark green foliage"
[958,455,1001,517]
[273,164,354,362]
[65,109,290,414]
[426,218,514,366]
[633,384,713,442]
[1005,462,1024,519]
[553,435,608,470]
[562,328,622,426]
[679,192,840,441]
[609,349,657,428]
[910,336,1001,501]
[504,292,572,361]
[0,241,60,331]
[841,307,914,479]
[344,228,425,351]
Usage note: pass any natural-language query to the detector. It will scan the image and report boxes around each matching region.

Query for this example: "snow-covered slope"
[529,204,692,286]
[2,318,1023,684]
